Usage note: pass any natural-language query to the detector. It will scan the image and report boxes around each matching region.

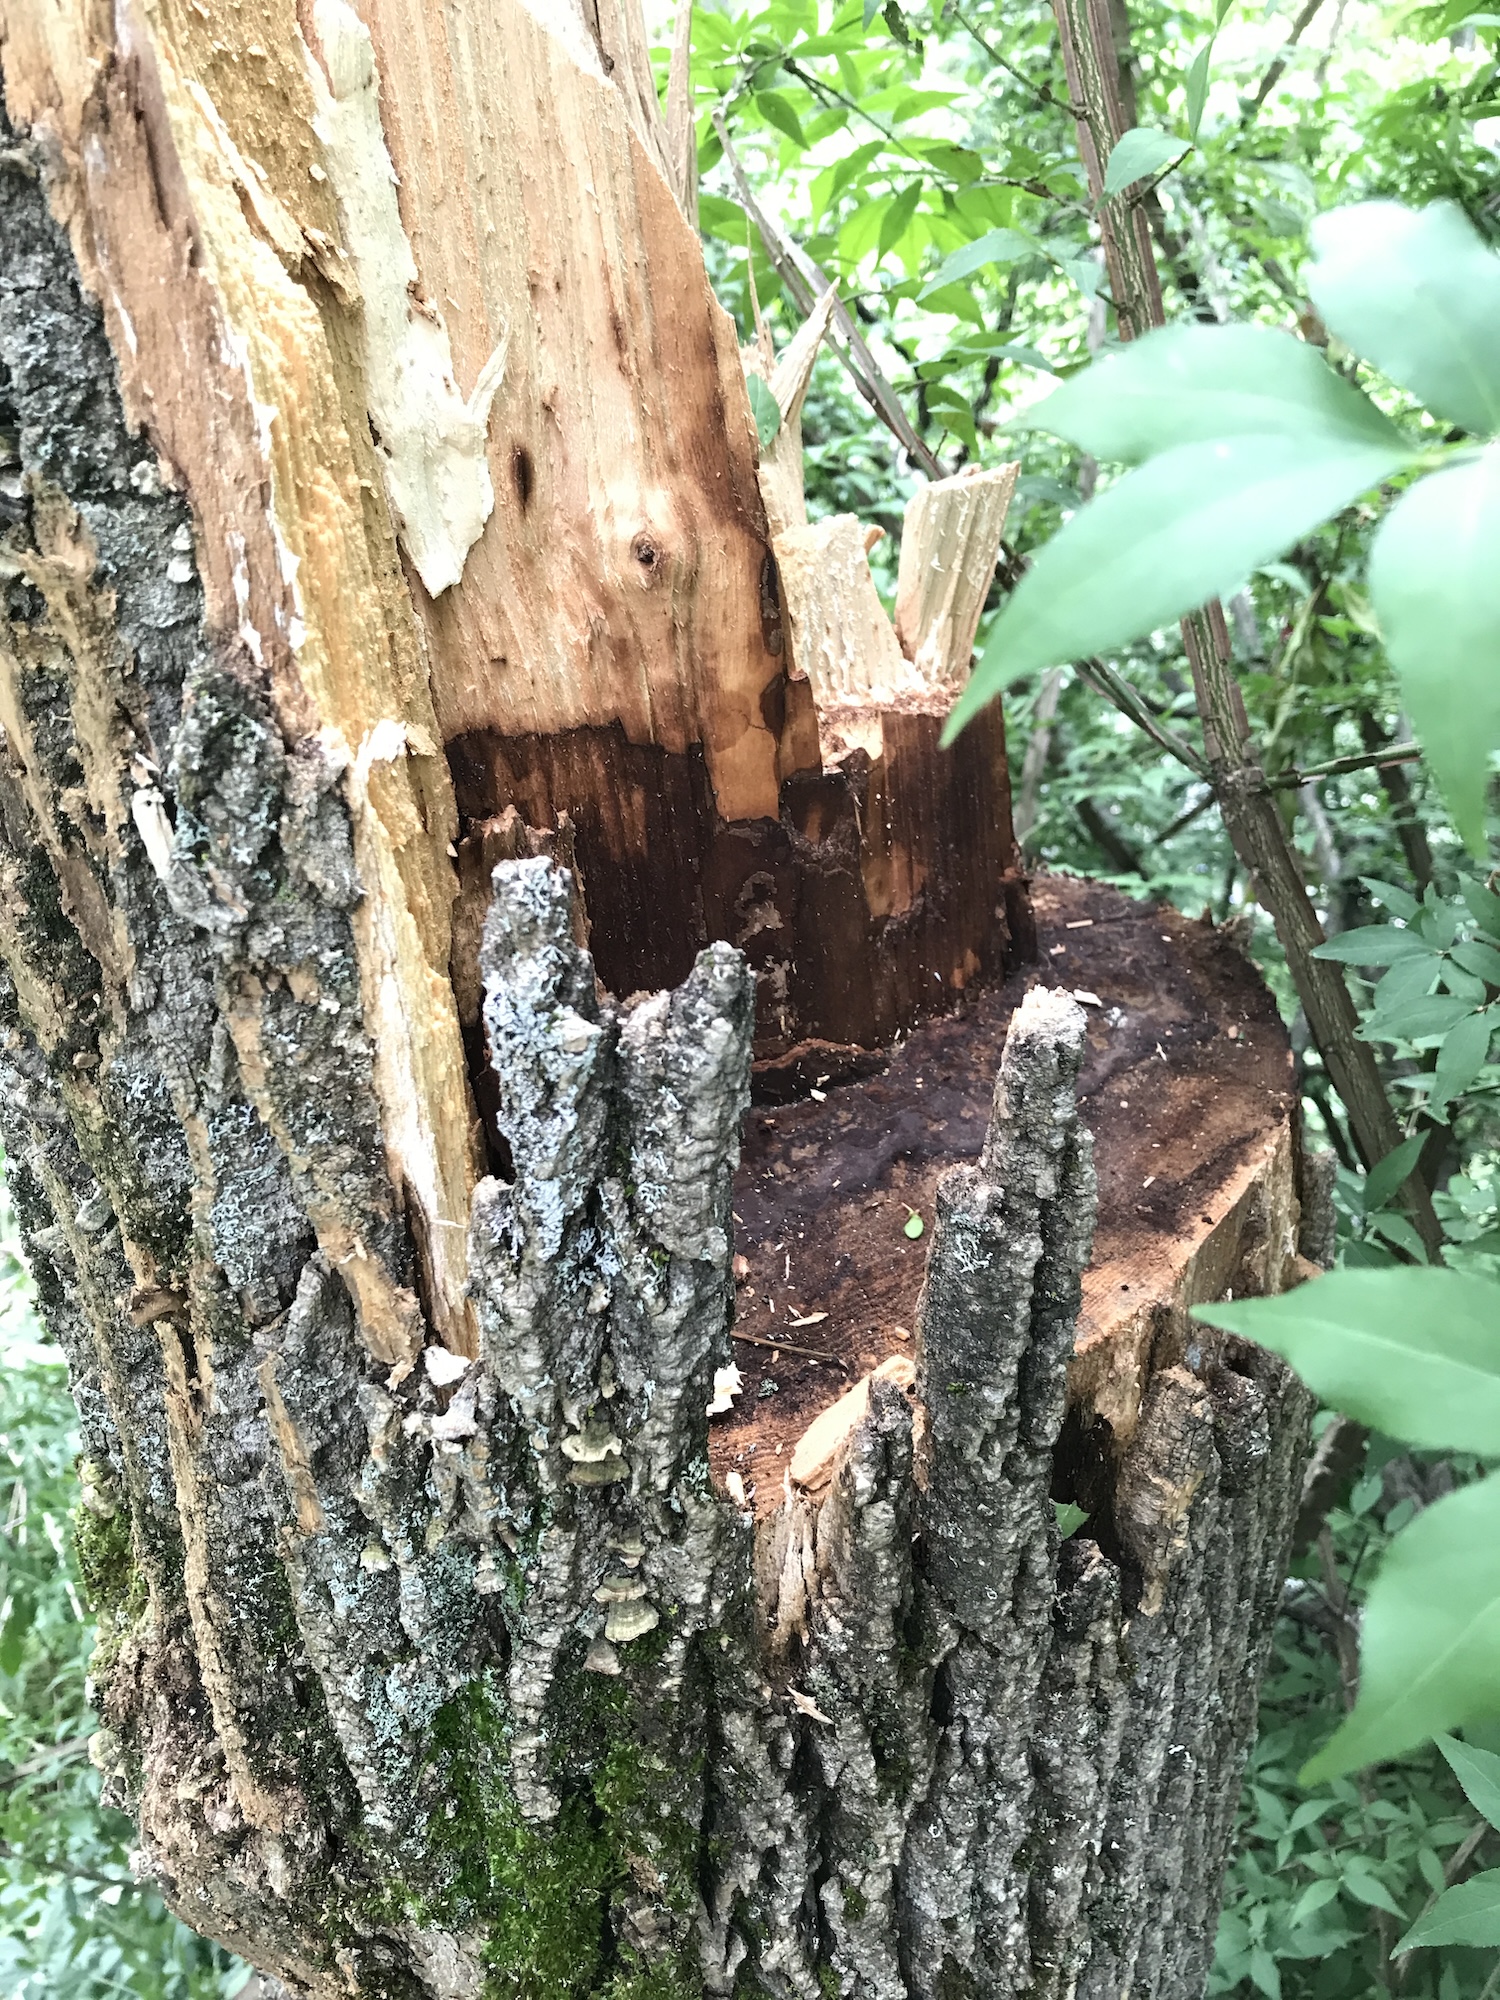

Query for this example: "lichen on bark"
[0,94,1311,2000]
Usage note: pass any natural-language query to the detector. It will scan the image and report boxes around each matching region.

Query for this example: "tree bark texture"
[0,4,1314,1995]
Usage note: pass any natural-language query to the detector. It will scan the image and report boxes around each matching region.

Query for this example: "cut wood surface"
[713,872,1298,1514]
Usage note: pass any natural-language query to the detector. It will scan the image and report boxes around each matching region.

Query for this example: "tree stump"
[0,5,1312,1995]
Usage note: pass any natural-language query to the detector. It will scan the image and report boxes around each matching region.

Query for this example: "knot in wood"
[630,529,665,578]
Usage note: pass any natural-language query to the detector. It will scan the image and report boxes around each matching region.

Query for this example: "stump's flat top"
[712,873,1294,1514]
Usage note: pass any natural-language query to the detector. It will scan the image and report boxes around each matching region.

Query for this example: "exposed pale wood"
[664,1,698,227]
[354,0,781,822]
[774,513,921,708]
[745,282,838,542]
[894,461,1020,685]
[585,0,681,199]
[787,1353,916,1496]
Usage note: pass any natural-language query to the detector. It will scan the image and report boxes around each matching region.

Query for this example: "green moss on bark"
[345,1657,704,2000]
[72,1486,136,1621]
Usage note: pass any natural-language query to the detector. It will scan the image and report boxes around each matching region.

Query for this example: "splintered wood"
[1,0,1023,1357]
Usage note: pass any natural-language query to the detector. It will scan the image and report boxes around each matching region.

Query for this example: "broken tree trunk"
[0,3,1313,1995]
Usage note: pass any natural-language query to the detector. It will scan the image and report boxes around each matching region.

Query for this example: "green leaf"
[916,141,984,186]
[1462,879,1500,940]
[1363,994,1475,1041]
[1395,1867,1500,1952]
[1451,939,1500,984]
[1290,1877,1341,1926]
[1060,255,1104,300]
[1341,1859,1406,1917]
[1308,202,1500,438]
[945,430,1412,739]
[920,226,1036,296]
[1312,927,1432,966]
[958,337,1056,373]
[698,193,750,241]
[1362,876,1422,922]
[1185,41,1213,139]
[1366,954,1439,1021]
[1430,1009,1495,1118]
[1302,1472,1500,1780]
[1053,1499,1089,1537]
[1437,1733,1500,1830]
[1369,1212,1430,1262]
[1248,1945,1281,2000]
[746,374,783,449]
[825,140,885,213]
[904,1211,925,1239]
[878,179,923,259]
[1103,127,1189,196]
[1363,1132,1428,1211]
[1192,1268,1500,1456]
[755,89,808,148]
[1369,447,1500,855]
[1029,324,1409,465]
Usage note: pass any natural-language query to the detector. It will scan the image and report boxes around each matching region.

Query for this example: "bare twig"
[1015,666,1066,842]
[1267,742,1422,789]
[0,1836,135,1891]
[713,113,944,477]
[952,5,1085,119]
[1293,1416,1367,1554]
[0,1734,92,1786]
[732,1329,850,1372]
[1076,796,1145,876]
[1317,1524,1362,1709]
[1160,790,1214,842]
[1395,1818,1490,1991]
[1360,714,1435,895]
[1242,0,1330,120]
[1073,656,1209,775]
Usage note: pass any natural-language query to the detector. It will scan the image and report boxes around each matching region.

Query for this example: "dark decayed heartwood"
[0,1,1314,1994]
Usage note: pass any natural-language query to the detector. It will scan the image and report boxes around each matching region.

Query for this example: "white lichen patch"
[130,787,176,883]
[303,0,506,597]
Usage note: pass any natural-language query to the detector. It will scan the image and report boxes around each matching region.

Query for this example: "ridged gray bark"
[0,128,1310,2000]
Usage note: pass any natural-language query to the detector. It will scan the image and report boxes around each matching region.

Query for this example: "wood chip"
[788,1688,834,1725]
[789,1355,916,1495]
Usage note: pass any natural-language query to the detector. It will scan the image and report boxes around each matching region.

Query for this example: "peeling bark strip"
[0,2,1313,1992]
